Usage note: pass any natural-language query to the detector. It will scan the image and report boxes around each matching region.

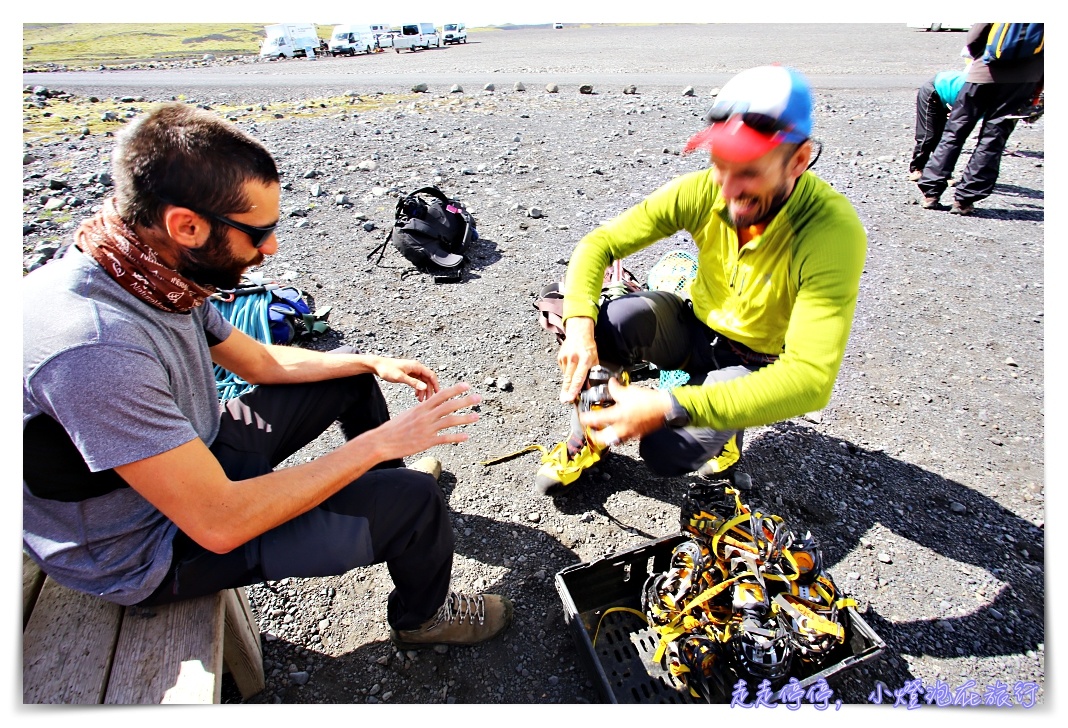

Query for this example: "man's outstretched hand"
[367,382,481,462]
[373,357,441,401]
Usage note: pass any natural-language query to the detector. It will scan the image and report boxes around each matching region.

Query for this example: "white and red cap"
[684,65,813,162]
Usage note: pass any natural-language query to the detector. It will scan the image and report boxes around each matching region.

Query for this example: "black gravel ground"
[21,24,1045,710]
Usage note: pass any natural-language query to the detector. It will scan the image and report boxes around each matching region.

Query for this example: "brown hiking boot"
[950,200,974,216]
[920,196,945,210]
[908,169,923,182]
[390,592,514,649]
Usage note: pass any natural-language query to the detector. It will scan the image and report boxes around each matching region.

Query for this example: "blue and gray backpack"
[209,280,331,399]
[982,23,1044,66]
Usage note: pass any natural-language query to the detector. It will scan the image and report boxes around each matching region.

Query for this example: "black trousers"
[911,79,950,174]
[139,349,453,631]
[918,81,1039,204]
[592,291,774,476]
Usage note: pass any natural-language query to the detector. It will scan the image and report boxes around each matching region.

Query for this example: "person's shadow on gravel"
[438,471,582,581]
[735,421,1041,702]
[993,182,1044,201]
[538,419,1043,704]
[963,206,1044,222]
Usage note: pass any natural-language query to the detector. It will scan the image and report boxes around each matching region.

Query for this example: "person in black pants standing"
[917,23,1043,215]
[909,67,968,182]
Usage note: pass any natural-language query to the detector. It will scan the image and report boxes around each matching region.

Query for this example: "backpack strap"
[533,282,566,342]
[367,228,394,266]
[407,186,451,205]
[405,216,456,243]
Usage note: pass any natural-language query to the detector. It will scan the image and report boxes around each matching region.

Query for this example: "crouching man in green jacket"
[535,65,867,495]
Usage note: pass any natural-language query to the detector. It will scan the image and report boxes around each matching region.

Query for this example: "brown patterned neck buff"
[74,198,214,313]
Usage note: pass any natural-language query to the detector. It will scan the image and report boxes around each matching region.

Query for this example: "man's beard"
[176,226,260,290]
[728,182,792,228]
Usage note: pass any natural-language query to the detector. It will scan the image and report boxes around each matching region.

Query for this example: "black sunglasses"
[703,104,791,135]
[159,197,277,249]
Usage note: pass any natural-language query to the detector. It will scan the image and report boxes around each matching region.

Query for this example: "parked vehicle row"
[327,23,393,55]
[258,23,469,59]
[393,23,440,52]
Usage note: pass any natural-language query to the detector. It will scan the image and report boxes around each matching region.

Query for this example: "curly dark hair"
[110,102,279,229]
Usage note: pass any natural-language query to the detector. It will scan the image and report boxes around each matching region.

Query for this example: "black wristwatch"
[664,392,691,428]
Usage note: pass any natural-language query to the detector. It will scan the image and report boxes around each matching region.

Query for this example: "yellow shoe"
[533,434,605,495]
[695,431,742,478]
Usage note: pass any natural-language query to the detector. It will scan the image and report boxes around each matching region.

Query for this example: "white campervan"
[367,23,393,48]
[442,23,467,44]
[259,23,319,59]
[393,23,440,51]
[328,25,375,55]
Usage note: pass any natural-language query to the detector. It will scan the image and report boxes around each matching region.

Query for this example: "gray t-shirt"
[23,248,233,605]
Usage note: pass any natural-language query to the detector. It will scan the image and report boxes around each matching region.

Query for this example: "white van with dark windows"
[443,23,467,44]
[393,23,440,51]
[328,25,375,55]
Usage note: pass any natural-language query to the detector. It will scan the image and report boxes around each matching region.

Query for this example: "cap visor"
[425,246,464,269]
[683,118,783,162]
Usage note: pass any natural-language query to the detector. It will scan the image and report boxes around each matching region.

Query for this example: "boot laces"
[433,592,486,626]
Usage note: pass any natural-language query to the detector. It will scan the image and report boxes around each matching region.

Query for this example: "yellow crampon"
[644,484,858,693]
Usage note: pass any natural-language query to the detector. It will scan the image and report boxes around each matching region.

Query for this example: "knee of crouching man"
[638,438,694,477]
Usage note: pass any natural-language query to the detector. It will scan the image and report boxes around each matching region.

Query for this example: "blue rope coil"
[210,293,272,401]
[658,368,691,389]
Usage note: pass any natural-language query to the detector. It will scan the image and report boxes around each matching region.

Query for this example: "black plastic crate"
[555,533,885,704]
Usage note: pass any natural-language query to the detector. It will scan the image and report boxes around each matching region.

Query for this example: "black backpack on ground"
[368,186,477,281]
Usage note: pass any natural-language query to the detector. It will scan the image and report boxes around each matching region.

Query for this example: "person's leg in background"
[918,83,985,206]
[911,78,948,181]
[951,81,1040,212]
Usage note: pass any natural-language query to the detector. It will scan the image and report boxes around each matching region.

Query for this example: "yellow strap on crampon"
[591,607,648,648]
[711,512,758,558]
[763,547,801,583]
[773,594,845,642]
[479,444,546,466]
[652,575,741,662]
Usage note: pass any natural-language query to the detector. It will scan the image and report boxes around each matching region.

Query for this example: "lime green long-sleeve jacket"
[562,167,867,431]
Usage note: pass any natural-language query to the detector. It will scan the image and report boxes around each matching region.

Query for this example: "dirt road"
[25,23,967,95]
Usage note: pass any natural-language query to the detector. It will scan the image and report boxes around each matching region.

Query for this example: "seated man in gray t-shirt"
[22,103,511,651]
